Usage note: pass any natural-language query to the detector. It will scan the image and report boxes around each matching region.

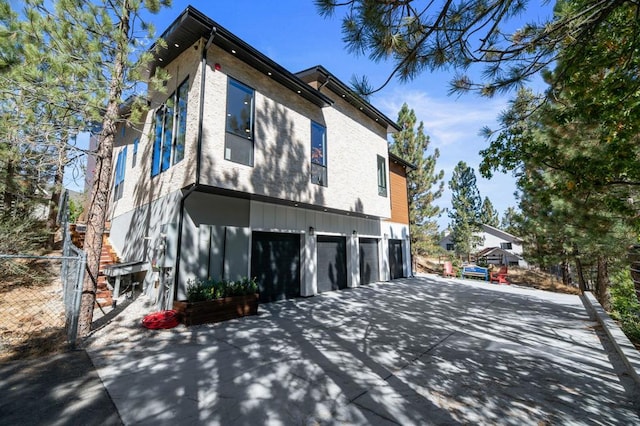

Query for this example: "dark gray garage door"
[389,239,404,280]
[317,235,347,292]
[251,232,300,303]
[359,238,379,285]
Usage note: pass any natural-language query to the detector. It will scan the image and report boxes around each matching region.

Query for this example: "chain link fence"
[0,191,85,361]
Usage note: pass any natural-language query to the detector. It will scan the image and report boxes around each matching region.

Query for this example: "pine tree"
[500,207,521,236]
[315,0,637,96]
[2,0,171,337]
[391,103,444,255]
[480,197,499,228]
[448,161,482,258]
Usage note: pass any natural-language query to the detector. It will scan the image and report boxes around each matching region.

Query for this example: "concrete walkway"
[85,275,640,425]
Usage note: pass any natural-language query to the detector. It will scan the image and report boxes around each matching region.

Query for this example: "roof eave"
[145,6,333,108]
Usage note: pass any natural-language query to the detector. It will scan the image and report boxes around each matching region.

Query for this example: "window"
[446,243,454,251]
[132,138,139,167]
[113,147,127,201]
[224,78,254,166]
[500,242,513,250]
[377,155,387,197]
[151,78,189,177]
[310,122,327,186]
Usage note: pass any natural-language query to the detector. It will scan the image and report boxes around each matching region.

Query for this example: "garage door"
[317,235,347,292]
[389,239,404,280]
[251,232,300,303]
[359,238,379,285]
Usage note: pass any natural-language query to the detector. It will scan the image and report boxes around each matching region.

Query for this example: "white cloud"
[376,88,518,230]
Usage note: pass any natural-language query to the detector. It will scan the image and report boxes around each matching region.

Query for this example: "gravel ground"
[85,293,187,349]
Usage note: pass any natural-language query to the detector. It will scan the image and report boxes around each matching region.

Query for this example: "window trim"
[377,155,387,197]
[310,121,327,187]
[113,147,127,201]
[132,137,139,167]
[151,76,189,177]
[224,77,255,166]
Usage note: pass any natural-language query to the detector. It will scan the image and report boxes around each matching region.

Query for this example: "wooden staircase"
[70,223,119,307]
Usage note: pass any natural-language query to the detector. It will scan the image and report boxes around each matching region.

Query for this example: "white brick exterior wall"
[199,45,391,218]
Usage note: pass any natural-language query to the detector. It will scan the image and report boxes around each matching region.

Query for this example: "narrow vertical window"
[114,147,127,201]
[310,122,327,186]
[132,138,139,167]
[377,155,387,197]
[173,79,188,164]
[161,103,173,172]
[151,110,163,177]
[150,76,190,177]
[224,78,254,166]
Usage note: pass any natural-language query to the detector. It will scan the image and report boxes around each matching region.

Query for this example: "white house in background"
[104,6,414,309]
[440,224,528,267]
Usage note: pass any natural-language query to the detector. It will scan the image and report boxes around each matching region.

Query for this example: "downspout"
[173,28,217,299]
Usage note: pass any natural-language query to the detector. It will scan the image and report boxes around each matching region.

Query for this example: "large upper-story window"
[152,78,189,177]
[377,155,387,197]
[225,78,254,166]
[310,121,327,186]
[113,147,127,201]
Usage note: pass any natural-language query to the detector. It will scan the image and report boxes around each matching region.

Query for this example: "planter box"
[173,293,259,326]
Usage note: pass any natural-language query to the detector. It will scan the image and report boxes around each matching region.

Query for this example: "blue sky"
[68,1,554,231]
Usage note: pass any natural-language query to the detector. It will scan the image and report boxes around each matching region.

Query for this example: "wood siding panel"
[389,162,409,224]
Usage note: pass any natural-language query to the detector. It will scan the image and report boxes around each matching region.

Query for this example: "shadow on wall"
[211,99,326,207]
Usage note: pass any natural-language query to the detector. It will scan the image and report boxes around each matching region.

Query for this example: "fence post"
[68,250,87,348]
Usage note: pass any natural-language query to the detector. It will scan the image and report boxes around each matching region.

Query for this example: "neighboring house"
[106,6,414,307]
[440,224,527,267]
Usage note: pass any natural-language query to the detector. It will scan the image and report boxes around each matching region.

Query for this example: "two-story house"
[106,6,414,307]
[440,224,527,267]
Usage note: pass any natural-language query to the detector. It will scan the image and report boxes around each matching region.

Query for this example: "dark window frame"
[310,121,327,186]
[377,155,387,197]
[151,76,189,177]
[113,147,127,201]
[224,77,255,166]
[500,242,513,250]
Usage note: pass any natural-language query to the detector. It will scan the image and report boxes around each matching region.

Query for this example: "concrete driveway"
[86,275,640,425]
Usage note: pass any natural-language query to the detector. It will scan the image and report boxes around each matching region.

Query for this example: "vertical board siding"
[389,162,410,224]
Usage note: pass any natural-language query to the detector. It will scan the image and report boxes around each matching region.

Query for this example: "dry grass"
[420,256,579,295]
[0,259,69,362]
[507,267,580,294]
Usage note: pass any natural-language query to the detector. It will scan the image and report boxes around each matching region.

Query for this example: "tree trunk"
[3,157,15,215]
[46,160,63,249]
[595,256,611,311]
[77,5,129,339]
[561,259,570,286]
[575,256,587,292]
[628,245,640,305]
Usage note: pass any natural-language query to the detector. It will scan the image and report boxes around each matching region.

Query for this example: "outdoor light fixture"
[309,226,315,236]
[352,230,357,236]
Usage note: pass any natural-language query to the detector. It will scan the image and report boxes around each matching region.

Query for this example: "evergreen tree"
[391,103,444,255]
[448,161,482,258]
[480,3,640,307]
[480,197,499,228]
[315,0,638,96]
[500,207,521,236]
[1,0,170,337]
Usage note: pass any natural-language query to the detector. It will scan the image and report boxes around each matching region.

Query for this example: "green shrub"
[186,277,258,302]
[610,268,640,344]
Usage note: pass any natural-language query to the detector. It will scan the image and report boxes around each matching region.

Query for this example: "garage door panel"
[317,236,347,292]
[389,239,404,280]
[359,238,379,285]
[251,232,300,303]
